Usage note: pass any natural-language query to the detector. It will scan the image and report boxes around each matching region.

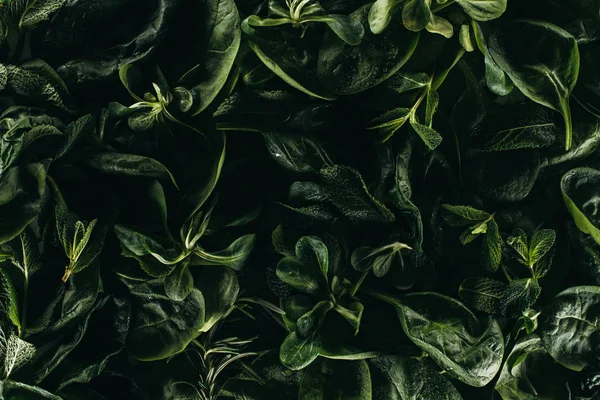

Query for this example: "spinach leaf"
[369,291,505,386]
[538,286,600,371]
[318,5,419,95]
[489,20,580,150]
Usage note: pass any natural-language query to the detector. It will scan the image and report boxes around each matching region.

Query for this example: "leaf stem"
[562,100,573,151]
[19,266,28,338]
[501,265,513,283]
[351,270,369,297]
[358,287,398,306]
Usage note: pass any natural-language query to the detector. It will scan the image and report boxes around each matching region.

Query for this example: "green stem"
[359,287,398,306]
[409,87,429,123]
[501,265,513,283]
[562,101,573,151]
[19,268,28,338]
[351,270,370,297]
[432,48,466,91]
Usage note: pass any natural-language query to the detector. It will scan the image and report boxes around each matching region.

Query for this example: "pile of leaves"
[0,0,599,398]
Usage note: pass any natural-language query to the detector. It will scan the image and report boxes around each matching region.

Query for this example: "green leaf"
[459,277,506,314]
[295,236,330,279]
[20,0,67,29]
[402,0,432,32]
[425,15,454,38]
[0,124,61,171]
[456,0,507,21]
[529,229,556,267]
[276,257,324,294]
[476,107,558,152]
[296,300,334,338]
[374,291,505,386]
[126,280,205,361]
[82,151,179,189]
[506,228,529,263]
[280,331,321,370]
[55,115,94,160]
[482,219,502,273]
[66,220,106,282]
[385,72,430,93]
[319,165,395,224]
[4,62,75,112]
[459,24,475,52]
[495,335,573,400]
[334,302,364,335]
[561,168,600,246]
[500,279,541,317]
[302,14,365,46]
[471,20,514,96]
[538,286,600,371]
[245,28,336,100]
[442,204,491,226]
[368,0,405,34]
[351,242,412,277]
[263,132,331,173]
[368,107,411,143]
[318,4,419,95]
[0,330,36,378]
[425,88,439,127]
[0,380,62,399]
[164,263,194,302]
[489,20,580,150]
[183,0,241,114]
[114,225,181,277]
[299,359,372,400]
[193,233,256,270]
[410,121,443,150]
[0,163,48,245]
[196,266,239,333]
[0,268,20,331]
[369,355,462,399]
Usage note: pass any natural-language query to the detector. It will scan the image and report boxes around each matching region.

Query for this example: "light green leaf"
[425,15,453,38]
[529,229,556,267]
[456,0,507,21]
[193,234,256,271]
[368,0,405,34]
[459,24,475,52]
